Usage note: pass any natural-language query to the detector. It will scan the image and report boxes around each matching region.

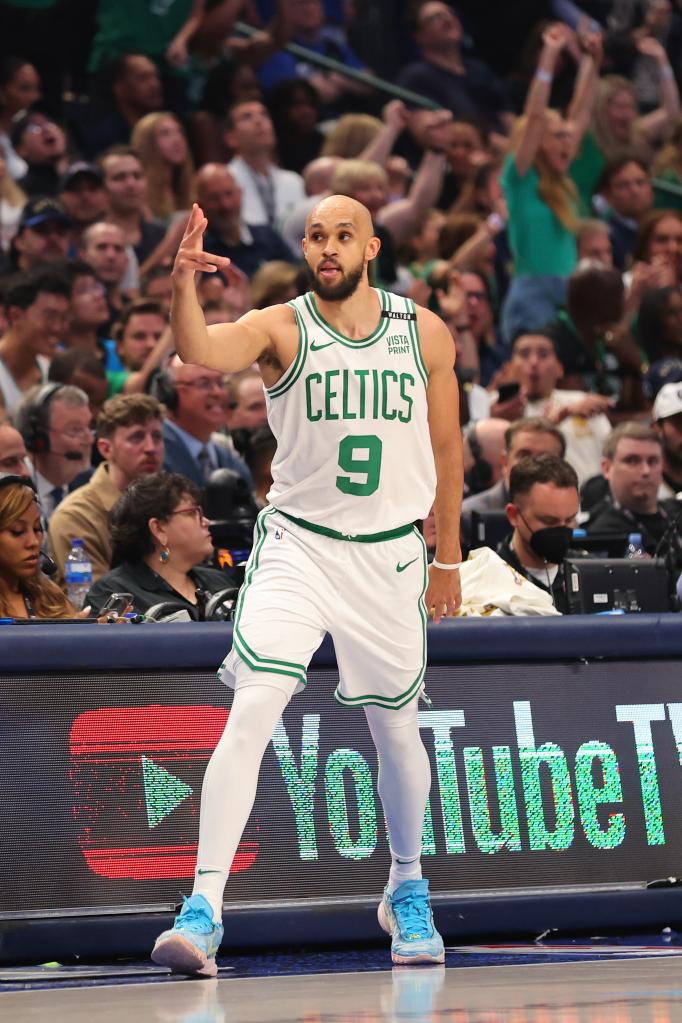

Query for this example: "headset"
[465,421,493,494]
[20,383,66,455]
[150,369,179,413]
[0,471,37,493]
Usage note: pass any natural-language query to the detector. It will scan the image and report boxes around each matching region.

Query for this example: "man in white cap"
[653,383,682,500]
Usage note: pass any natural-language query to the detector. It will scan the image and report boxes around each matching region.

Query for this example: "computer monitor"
[470,510,510,551]
[565,557,673,614]
[568,533,629,559]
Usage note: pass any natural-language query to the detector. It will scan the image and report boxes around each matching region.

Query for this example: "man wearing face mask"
[498,454,580,613]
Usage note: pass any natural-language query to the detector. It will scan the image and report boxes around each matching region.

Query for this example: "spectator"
[587,422,681,557]
[398,1,512,131]
[631,209,682,285]
[224,368,267,436]
[57,161,108,242]
[0,420,28,474]
[140,265,173,313]
[509,331,613,484]
[130,112,195,223]
[85,471,237,619]
[12,109,68,198]
[49,393,165,583]
[571,49,681,208]
[0,57,41,181]
[653,117,682,205]
[637,285,682,363]
[438,119,489,213]
[242,423,276,507]
[256,0,369,113]
[156,354,251,488]
[321,114,383,160]
[0,268,70,416]
[594,157,654,269]
[280,154,343,254]
[404,208,445,282]
[225,100,305,236]
[576,218,613,266]
[498,454,580,613]
[10,196,71,274]
[461,417,566,547]
[48,349,109,420]
[0,474,76,619]
[462,418,509,496]
[544,262,641,407]
[80,221,134,323]
[58,259,114,367]
[250,260,299,309]
[268,79,323,175]
[653,382,682,499]
[83,54,163,158]
[107,299,167,396]
[500,24,600,341]
[15,383,92,520]
[99,146,167,265]
[456,270,507,387]
[0,153,25,254]
[195,163,294,278]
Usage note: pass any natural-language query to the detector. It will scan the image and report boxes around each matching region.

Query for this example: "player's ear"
[366,234,382,261]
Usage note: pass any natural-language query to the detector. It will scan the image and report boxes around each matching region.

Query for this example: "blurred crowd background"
[3,0,682,620]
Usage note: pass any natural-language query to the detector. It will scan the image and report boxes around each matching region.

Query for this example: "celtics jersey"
[265,289,436,536]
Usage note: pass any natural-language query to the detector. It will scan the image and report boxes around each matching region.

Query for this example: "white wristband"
[662,65,675,79]
[535,69,552,83]
[432,559,462,570]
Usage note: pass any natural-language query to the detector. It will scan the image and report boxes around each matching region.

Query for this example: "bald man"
[194,163,295,278]
[152,195,464,974]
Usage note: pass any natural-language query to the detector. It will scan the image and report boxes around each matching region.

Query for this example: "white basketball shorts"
[218,507,429,709]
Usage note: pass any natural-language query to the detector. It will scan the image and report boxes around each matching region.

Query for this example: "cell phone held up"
[98,592,134,619]
[497,381,521,403]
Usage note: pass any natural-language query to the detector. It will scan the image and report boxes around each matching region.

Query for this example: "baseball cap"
[653,381,682,421]
[59,161,103,192]
[18,195,71,232]
[644,357,682,401]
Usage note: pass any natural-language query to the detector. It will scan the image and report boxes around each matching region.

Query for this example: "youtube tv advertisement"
[3,660,682,917]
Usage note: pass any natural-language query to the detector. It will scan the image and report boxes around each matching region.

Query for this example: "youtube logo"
[69,705,259,880]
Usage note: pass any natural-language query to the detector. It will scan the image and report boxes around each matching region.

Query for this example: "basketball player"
[152,196,463,974]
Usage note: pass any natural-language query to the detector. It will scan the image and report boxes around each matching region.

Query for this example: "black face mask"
[519,512,573,564]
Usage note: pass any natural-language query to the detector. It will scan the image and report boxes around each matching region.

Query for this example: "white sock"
[364,700,431,897]
[388,852,422,894]
[192,682,291,922]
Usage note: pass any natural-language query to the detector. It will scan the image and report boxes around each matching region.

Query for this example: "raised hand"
[542,22,572,52]
[382,99,410,132]
[172,204,232,284]
[636,35,668,63]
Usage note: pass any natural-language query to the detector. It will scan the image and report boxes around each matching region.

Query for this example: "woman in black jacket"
[86,472,237,619]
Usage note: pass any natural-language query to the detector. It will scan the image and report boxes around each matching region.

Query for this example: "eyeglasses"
[465,291,489,302]
[168,505,208,523]
[50,426,96,440]
[176,378,224,392]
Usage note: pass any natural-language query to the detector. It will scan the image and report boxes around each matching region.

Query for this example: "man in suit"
[160,355,251,488]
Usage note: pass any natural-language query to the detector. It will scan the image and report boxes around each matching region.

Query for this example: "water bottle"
[626,532,647,559]
[65,538,93,609]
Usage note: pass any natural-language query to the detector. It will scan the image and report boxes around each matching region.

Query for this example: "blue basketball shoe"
[378,879,445,965]
[152,894,223,976]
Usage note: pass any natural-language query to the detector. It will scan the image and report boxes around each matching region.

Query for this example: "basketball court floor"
[3,939,682,1021]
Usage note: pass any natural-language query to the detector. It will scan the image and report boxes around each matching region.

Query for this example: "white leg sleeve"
[364,700,431,891]
[192,681,291,919]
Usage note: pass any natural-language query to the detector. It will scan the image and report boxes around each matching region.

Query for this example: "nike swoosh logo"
[396,557,419,573]
[310,339,335,352]
[197,868,222,875]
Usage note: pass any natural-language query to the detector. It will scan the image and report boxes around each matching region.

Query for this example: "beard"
[306,260,365,302]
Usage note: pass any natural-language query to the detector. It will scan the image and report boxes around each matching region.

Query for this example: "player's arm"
[171,204,276,372]
[419,307,463,622]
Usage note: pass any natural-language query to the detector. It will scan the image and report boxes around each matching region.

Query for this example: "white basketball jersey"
[265,289,436,536]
